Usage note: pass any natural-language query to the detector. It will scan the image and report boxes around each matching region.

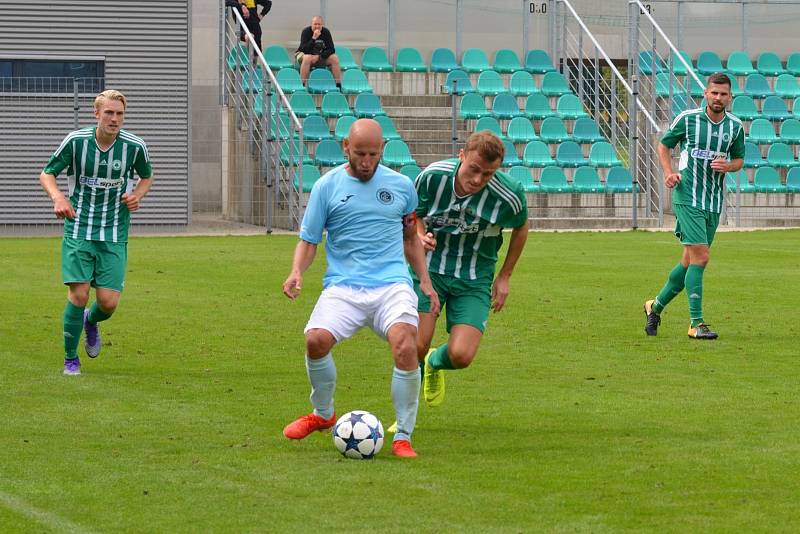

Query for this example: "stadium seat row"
[657,72,800,100]
[727,167,800,192]
[641,50,800,78]
[459,92,585,120]
[254,91,386,119]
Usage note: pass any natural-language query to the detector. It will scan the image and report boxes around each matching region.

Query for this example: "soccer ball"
[332,410,384,459]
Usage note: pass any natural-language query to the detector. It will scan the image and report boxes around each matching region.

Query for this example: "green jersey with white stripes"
[414,159,528,282]
[44,127,152,243]
[661,108,745,214]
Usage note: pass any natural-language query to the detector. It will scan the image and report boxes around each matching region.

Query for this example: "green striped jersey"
[414,159,528,281]
[43,127,152,243]
[661,108,745,213]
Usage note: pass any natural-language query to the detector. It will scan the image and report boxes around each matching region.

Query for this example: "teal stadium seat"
[726,51,756,76]
[461,48,492,73]
[744,73,775,99]
[606,166,636,192]
[476,70,507,96]
[655,72,680,98]
[289,91,319,117]
[524,93,555,120]
[589,141,622,168]
[540,72,570,97]
[696,51,723,75]
[523,140,556,167]
[475,116,504,138]
[382,140,416,167]
[341,69,372,95]
[493,49,523,74]
[688,74,706,98]
[265,45,294,70]
[508,165,538,192]
[459,93,490,119]
[539,166,572,192]
[572,166,605,192]
[254,91,278,117]
[638,51,666,76]
[753,166,787,192]
[555,141,588,168]
[302,114,332,141]
[525,49,556,74]
[571,118,605,144]
[265,111,291,139]
[556,94,588,120]
[431,48,459,73]
[307,68,338,94]
[723,71,743,96]
[293,164,322,193]
[314,139,347,167]
[280,136,313,165]
[506,117,538,143]
[227,44,248,69]
[374,115,401,141]
[361,47,393,72]
[509,71,538,96]
[761,96,791,121]
[786,167,800,192]
[539,117,571,144]
[775,74,800,99]
[335,46,360,71]
[671,94,693,118]
[240,66,264,93]
[731,95,760,121]
[502,140,523,167]
[779,118,800,145]
[794,97,800,119]
[399,164,422,180]
[276,68,304,93]
[320,92,353,118]
[756,51,786,77]
[353,93,386,118]
[746,119,777,145]
[443,69,474,95]
[787,52,800,76]
[725,171,755,193]
[334,115,356,140]
[671,50,693,76]
[767,142,799,168]
[395,48,427,72]
[492,93,522,119]
[744,142,767,168]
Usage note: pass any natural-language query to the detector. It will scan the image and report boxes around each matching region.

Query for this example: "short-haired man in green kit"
[644,72,745,340]
[39,89,153,375]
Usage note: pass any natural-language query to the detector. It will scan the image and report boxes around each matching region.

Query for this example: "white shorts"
[304,283,419,341]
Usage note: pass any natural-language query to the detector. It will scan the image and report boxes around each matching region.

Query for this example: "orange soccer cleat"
[283,413,337,440]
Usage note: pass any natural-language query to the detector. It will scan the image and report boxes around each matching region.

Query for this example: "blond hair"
[94,89,127,111]
[463,130,504,164]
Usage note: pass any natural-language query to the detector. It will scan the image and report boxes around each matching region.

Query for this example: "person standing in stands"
[296,16,342,88]
[236,0,272,58]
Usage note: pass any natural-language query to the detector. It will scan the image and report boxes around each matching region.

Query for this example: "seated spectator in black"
[296,16,342,88]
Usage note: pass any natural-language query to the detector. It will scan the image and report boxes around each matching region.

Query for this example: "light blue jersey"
[300,164,417,289]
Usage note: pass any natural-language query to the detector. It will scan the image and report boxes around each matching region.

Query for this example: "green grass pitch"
[1,230,799,532]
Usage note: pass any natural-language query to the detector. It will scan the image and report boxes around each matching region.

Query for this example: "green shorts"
[414,272,491,333]
[61,237,128,292]
[673,203,720,246]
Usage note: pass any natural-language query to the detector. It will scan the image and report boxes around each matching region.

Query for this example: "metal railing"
[221,4,304,232]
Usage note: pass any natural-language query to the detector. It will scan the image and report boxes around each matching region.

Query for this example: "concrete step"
[381,94,452,107]
[399,129,459,142]
[406,141,455,155]
[385,106,451,118]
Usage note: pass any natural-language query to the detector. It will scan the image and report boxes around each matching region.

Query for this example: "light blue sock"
[306,354,336,420]
[391,367,420,442]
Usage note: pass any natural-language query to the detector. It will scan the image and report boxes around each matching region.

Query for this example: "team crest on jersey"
[376,188,394,205]
[112,160,123,171]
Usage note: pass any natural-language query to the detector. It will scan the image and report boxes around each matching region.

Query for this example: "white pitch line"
[0,489,96,534]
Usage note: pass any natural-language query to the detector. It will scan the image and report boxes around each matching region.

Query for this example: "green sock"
[426,344,455,370]
[652,262,688,314]
[63,301,84,360]
[685,264,705,327]
[87,302,112,324]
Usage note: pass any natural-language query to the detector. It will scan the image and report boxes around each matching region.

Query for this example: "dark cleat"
[688,323,718,340]
[643,299,661,336]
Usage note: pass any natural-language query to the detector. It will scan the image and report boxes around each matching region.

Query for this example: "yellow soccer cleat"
[423,349,445,407]
[387,420,398,433]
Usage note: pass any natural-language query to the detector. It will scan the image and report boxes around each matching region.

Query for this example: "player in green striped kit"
[39,89,153,374]
[644,73,744,340]
[408,131,528,409]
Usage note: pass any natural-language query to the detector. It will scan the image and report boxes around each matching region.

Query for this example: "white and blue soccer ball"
[332,410,384,459]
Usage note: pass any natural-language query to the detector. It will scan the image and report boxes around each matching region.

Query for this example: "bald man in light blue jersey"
[282,119,439,458]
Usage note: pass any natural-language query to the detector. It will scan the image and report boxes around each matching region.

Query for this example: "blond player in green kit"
[39,90,153,375]
[644,73,745,340]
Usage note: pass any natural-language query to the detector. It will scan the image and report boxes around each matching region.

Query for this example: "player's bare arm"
[657,143,681,188]
[491,224,528,313]
[415,217,436,251]
[403,213,440,315]
[122,176,154,212]
[39,172,76,220]
[283,239,317,299]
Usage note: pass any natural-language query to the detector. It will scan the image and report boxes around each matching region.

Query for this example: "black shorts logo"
[376,188,394,205]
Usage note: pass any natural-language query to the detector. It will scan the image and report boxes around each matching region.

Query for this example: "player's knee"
[305,329,335,357]
[68,286,90,307]
[448,347,476,369]
[96,298,119,315]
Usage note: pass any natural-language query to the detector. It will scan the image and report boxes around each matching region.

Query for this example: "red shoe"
[283,413,336,440]
[392,439,418,458]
